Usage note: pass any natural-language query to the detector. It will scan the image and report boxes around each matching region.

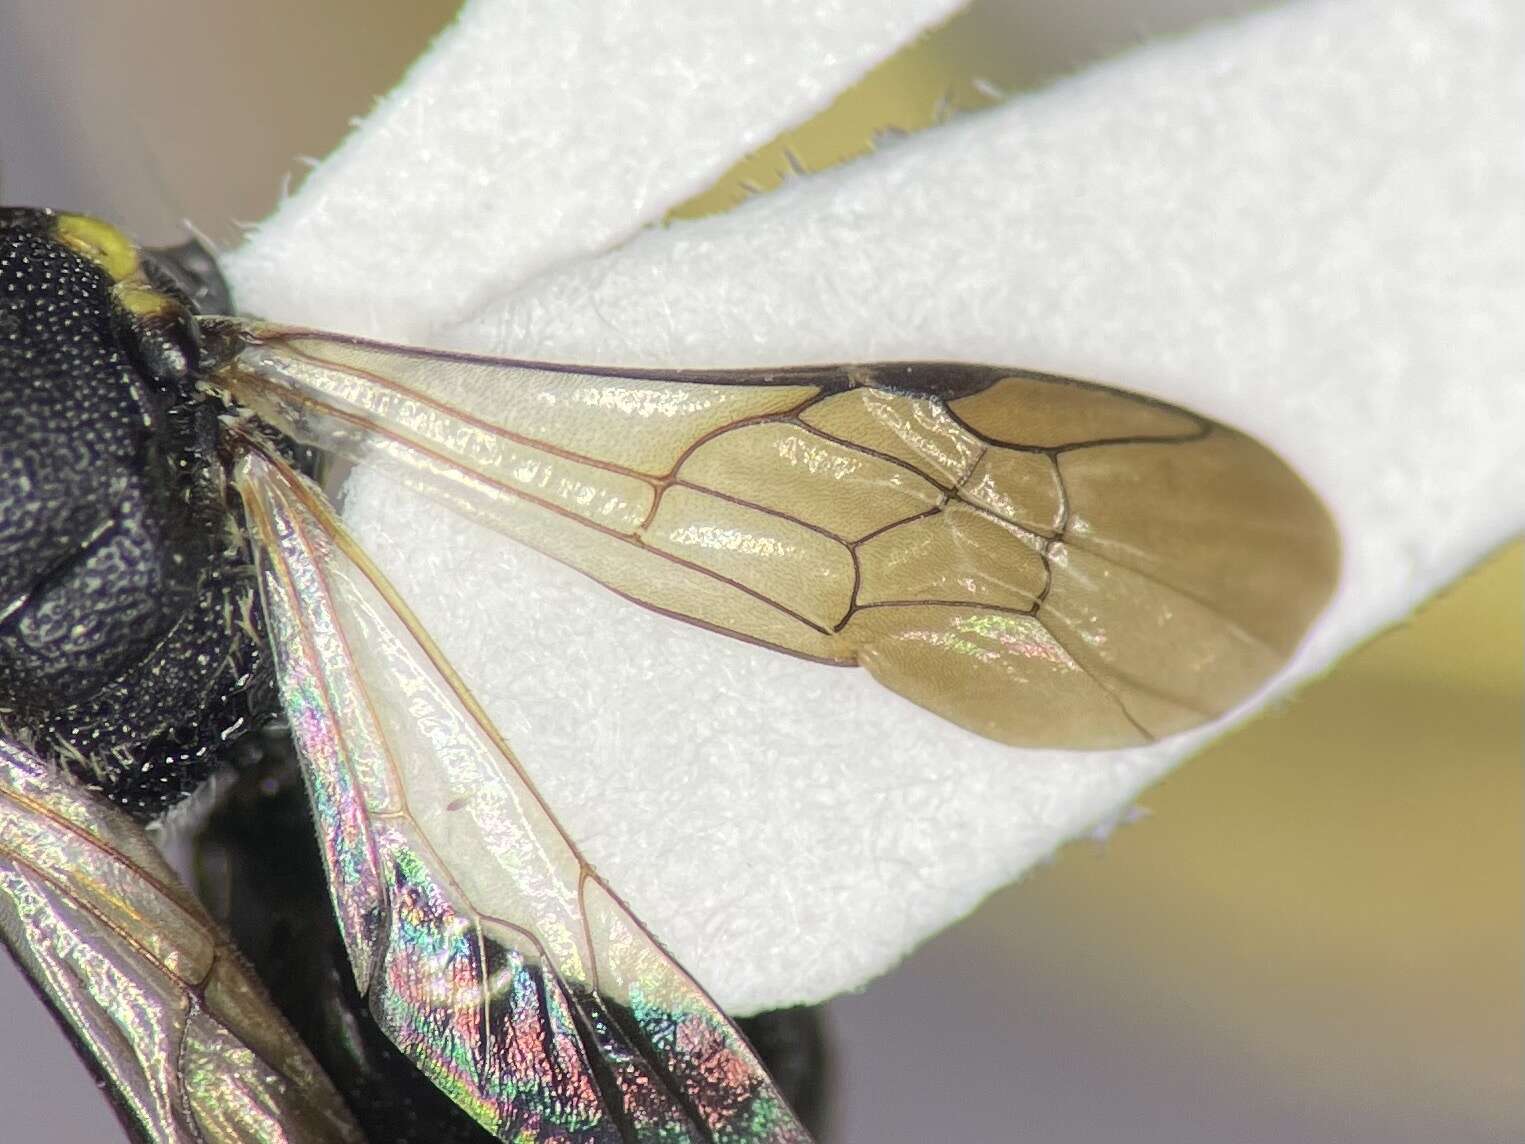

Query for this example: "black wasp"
[0,205,1333,1141]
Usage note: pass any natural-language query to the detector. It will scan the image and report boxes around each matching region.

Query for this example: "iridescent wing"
[214,322,1339,748]
[233,440,810,1143]
[0,738,363,1144]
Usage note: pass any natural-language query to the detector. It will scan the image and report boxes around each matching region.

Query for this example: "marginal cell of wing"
[949,374,1201,447]
[1002,424,1339,737]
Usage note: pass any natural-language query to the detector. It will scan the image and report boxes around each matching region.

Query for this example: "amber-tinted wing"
[233,442,810,1143]
[0,739,363,1144]
[216,322,1339,747]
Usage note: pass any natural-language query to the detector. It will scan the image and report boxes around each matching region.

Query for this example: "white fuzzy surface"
[228,0,959,338]
[226,0,1524,1014]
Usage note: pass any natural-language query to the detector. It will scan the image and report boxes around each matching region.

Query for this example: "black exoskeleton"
[0,208,269,816]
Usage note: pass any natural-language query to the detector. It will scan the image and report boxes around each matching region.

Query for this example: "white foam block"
[227,0,960,339]
[227,0,1524,1014]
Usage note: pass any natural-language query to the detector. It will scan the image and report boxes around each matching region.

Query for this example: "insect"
[0,206,1338,1141]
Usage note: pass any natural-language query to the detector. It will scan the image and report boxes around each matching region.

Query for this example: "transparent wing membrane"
[218,323,1339,747]
[235,443,809,1143]
[0,739,363,1144]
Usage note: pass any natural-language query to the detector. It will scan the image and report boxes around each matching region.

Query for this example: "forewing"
[234,443,810,1144]
[217,322,1339,747]
[0,739,362,1144]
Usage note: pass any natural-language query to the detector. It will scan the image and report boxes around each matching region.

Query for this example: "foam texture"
[228,0,958,338]
[227,0,1524,1013]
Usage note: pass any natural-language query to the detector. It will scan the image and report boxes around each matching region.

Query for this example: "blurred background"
[0,2,1518,1140]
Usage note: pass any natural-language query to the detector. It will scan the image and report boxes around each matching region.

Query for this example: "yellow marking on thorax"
[54,213,180,319]
[54,213,141,281]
